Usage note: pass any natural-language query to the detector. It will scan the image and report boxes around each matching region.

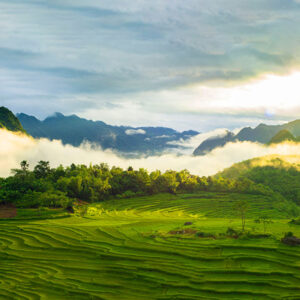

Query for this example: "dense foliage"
[243,166,300,205]
[218,157,300,206]
[0,160,276,208]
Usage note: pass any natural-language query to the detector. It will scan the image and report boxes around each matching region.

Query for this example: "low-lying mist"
[1,129,300,178]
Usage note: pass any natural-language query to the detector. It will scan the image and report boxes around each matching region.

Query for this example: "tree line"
[0,161,275,208]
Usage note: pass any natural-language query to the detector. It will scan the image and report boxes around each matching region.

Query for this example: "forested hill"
[0,107,27,134]
[217,155,300,205]
[18,112,199,155]
[193,119,300,156]
[1,157,300,218]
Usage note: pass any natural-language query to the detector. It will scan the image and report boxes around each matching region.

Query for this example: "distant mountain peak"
[0,107,27,134]
[46,112,65,119]
[194,119,300,156]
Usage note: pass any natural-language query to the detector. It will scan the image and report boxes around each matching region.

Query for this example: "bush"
[226,227,239,237]
[73,205,88,217]
[196,232,215,238]
[117,190,137,199]
[290,218,300,225]
[284,231,294,238]
[40,191,73,208]
[245,232,271,239]
[281,232,300,246]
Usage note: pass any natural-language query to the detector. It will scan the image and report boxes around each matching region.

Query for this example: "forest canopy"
[0,160,281,209]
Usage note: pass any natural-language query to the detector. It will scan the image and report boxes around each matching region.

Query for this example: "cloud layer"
[125,129,146,135]
[1,0,300,130]
[2,129,300,178]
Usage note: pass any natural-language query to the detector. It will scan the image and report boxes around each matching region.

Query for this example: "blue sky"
[1,0,300,131]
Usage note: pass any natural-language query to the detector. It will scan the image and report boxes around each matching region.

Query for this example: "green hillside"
[217,155,300,179]
[0,106,27,133]
[217,155,300,205]
[1,192,300,299]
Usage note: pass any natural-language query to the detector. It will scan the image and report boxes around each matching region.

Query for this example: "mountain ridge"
[18,112,199,155]
[194,119,300,156]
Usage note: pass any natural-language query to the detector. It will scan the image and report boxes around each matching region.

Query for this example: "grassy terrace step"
[1,192,300,299]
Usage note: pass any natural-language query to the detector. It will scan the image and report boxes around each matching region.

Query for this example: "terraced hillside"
[1,192,300,299]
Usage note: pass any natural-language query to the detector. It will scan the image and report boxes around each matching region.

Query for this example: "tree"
[177,170,198,192]
[11,160,30,177]
[34,161,51,179]
[21,160,29,172]
[234,200,249,232]
[161,171,179,194]
[259,216,273,233]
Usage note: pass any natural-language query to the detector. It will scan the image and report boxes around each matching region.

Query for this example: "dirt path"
[0,204,17,218]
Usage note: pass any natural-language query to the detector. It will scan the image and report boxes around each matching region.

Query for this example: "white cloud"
[167,128,229,154]
[2,129,300,178]
[125,129,146,135]
[154,135,172,139]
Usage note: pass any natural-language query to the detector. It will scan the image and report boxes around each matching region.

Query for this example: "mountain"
[193,131,236,156]
[18,112,199,155]
[269,129,296,144]
[0,107,27,134]
[193,119,300,156]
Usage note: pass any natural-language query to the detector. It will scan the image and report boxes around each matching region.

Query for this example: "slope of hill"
[217,154,300,205]
[194,119,300,156]
[269,129,296,144]
[18,112,198,155]
[217,154,300,179]
[0,107,27,133]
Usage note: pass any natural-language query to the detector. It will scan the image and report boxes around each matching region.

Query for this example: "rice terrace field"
[1,192,300,300]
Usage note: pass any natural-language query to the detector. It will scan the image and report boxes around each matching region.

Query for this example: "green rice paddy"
[1,192,300,299]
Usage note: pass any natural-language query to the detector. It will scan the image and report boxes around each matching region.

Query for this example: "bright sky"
[1,0,300,131]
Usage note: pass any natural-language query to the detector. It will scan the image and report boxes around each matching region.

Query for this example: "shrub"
[184,222,193,226]
[196,232,215,238]
[290,218,300,225]
[245,232,271,239]
[284,231,294,238]
[226,227,238,237]
[281,232,300,246]
[117,190,137,199]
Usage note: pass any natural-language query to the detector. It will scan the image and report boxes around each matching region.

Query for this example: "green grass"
[1,192,300,299]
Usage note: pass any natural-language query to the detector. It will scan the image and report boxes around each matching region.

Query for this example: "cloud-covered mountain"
[18,112,198,155]
[193,120,300,155]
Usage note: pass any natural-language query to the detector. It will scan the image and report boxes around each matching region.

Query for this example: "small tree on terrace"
[259,215,273,233]
[234,200,249,232]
